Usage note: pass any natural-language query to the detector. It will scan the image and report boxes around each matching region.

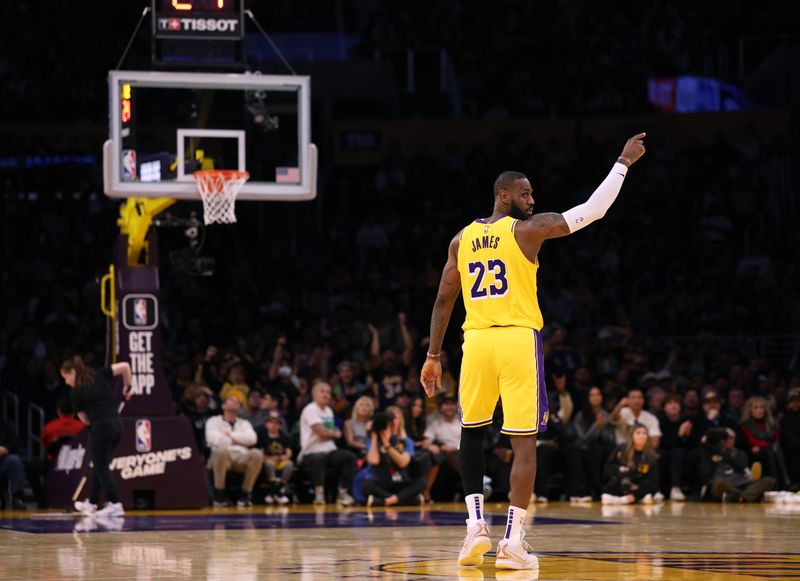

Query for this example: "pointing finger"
[632,132,646,140]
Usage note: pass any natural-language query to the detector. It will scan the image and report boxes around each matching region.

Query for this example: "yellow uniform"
[456,216,549,435]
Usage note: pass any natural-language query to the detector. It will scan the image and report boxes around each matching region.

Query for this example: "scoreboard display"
[153,0,244,40]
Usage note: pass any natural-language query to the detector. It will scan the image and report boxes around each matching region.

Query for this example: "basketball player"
[420,133,646,570]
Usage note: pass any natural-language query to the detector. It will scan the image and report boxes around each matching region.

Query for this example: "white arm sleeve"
[561,162,628,233]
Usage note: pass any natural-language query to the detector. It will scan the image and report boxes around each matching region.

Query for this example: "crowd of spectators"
[1,0,798,509]
[2,113,798,507]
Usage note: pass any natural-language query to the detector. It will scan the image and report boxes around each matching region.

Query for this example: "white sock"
[503,505,527,544]
[465,493,485,526]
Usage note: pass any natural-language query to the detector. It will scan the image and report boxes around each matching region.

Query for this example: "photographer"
[699,427,775,503]
[363,412,427,506]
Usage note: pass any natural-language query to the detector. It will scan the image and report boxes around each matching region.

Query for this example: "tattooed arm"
[420,233,462,397]
[516,133,646,252]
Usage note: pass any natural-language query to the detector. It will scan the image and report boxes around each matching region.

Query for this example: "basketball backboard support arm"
[104,70,317,202]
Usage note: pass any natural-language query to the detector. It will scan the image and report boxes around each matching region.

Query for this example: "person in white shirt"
[611,388,662,448]
[420,396,462,498]
[298,382,356,506]
[205,396,264,507]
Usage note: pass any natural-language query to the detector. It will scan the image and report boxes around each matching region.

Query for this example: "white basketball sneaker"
[495,531,540,570]
[458,521,492,566]
[96,502,125,517]
[74,500,97,516]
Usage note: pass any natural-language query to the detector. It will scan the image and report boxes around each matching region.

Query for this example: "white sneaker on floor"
[653,492,665,503]
[458,521,491,566]
[96,502,125,517]
[495,531,539,570]
[641,494,654,505]
[670,487,685,502]
[74,500,97,516]
[569,496,593,503]
[336,490,355,507]
[601,494,618,505]
[264,494,275,505]
[276,494,290,505]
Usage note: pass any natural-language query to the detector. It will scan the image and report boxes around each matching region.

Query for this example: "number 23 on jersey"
[467,259,508,300]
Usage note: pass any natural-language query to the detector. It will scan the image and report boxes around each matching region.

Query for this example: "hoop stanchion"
[193,170,250,225]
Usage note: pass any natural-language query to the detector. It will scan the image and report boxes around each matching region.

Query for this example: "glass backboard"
[104,70,316,201]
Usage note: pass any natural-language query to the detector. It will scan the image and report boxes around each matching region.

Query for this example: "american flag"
[276,166,300,183]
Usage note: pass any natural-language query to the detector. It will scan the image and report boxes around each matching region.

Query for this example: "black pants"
[302,450,357,490]
[659,448,686,492]
[603,478,658,501]
[89,417,122,504]
[362,476,427,504]
[409,449,434,478]
[564,444,605,498]
[534,443,559,498]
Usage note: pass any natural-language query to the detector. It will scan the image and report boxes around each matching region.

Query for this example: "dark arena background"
[1,1,800,580]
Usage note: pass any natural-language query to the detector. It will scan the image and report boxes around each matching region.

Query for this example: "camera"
[369,412,393,435]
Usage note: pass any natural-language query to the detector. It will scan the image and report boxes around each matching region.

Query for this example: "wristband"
[426,352,441,359]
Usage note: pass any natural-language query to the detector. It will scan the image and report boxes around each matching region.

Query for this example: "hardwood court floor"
[1,501,799,580]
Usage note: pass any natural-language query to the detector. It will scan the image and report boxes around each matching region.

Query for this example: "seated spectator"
[220,364,251,410]
[723,386,746,425]
[740,396,790,488]
[243,390,265,425]
[297,382,356,506]
[27,397,86,507]
[565,386,615,501]
[205,396,264,507]
[181,385,217,457]
[363,411,426,506]
[405,395,437,502]
[647,386,666,415]
[658,394,695,501]
[344,396,374,458]
[421,396,461,500]
[781,388,800,489]
[695,389,738,435]
[256,411,293,505]
[369,313,413,409]
[331,361,366,417]
[700,427,775,502]
[611,387,662,448]
[602,424,661,505]
[0,419,26,509]
[40,397,85,456]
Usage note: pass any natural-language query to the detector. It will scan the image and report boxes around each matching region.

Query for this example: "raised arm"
[420,233,461,397]
[517,133,646,246]
[397,312,413,367]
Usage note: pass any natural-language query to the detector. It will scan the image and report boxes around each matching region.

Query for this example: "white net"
[193,170,250,225]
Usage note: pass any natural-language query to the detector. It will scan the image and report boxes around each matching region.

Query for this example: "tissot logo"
[157,17,240,33]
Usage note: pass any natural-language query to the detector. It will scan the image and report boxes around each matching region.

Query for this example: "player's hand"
[619,132,646,166]
[397,312,407,326]
[420,358,442,398]
[122,385,133,400]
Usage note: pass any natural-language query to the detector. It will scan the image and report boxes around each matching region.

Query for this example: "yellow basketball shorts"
[459,326,549,435]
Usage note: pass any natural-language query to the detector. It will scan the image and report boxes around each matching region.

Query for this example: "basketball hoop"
[193,170,250,225]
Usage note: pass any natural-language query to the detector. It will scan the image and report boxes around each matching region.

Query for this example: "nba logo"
[133,298,148,326]
[122,149,137,181]
[135,419,152,453]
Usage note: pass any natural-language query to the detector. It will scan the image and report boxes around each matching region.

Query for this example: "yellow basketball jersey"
[457,216,544,331]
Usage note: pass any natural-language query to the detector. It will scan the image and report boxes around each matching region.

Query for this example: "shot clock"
[153,0,244,40]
